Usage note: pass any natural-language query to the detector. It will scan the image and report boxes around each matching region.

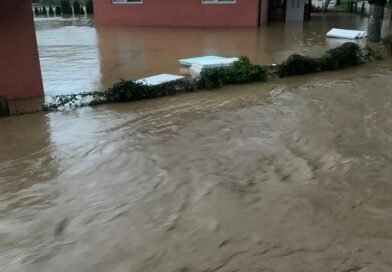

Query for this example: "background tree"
[60,0,73,15]
[86,0,94,14]
[73,0,81,15]
[55,6,62,16]
[42,6,48,16]
[368,0,387,42]
[49,6,55,16]
[34,7,40,16]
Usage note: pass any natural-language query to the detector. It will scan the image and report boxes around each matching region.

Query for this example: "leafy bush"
[278,42,363,77]
[278,54,321,77]
[44,80,197,111]
[323,42,361,70]
[197,57,267,90]
[384,35,392,55]
[104,80,197,103]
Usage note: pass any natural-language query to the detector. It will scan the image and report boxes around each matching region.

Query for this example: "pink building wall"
[93,0,266,27]
[0,1,44,114]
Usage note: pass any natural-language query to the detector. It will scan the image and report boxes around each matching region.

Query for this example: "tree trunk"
[322,0,332,12]
[367,4,384,42]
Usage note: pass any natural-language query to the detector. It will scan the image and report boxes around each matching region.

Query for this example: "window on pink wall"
[201,0,236,3]
[112,0,143,3]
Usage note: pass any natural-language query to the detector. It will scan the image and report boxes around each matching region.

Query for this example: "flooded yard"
[35,13,391,95]
[1,12,392,272]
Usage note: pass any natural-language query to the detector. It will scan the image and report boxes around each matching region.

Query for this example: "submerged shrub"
[278,54,321,77]
[384,35,392,55]
[197,69,224,90]
[103,80,197,103]
[323,42,361,70]
[278,42,364,77]
[197,57,267,90]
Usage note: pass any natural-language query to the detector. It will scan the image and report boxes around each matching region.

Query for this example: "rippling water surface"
[1,12,392,272]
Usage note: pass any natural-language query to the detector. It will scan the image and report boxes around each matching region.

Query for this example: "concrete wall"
[93,0,264,27]
[0,1,44,114]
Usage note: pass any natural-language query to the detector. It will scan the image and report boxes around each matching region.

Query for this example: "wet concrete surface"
[1,12,392,272]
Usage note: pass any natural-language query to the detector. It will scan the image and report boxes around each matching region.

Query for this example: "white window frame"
[201,0,236,4]
[112,0,143,4]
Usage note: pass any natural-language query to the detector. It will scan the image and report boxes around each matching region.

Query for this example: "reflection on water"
[35,13,391,95]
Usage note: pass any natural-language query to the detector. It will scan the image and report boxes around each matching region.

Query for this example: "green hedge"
[197,57,267,90]
[44,57,267,111]
[104,80,197,103]
[278,42,362,77]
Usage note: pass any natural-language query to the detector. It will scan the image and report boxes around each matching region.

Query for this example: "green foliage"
[44,80,197,111]
[104,80,197,103]
[60,0,73,15]
[384,35,392,55]
[323,42,361,69]
[278,54,321,77]
[80,7,85,15]
[73,1,81,15]
[42,6,47,16]
[34,7,40,16]
[197,57,268,90]
[86,0,94,14]
[44,57,267,111]
[278,42,364,77]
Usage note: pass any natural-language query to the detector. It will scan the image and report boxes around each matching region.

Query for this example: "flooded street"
[1,12,392,272]
[35,13,391,95]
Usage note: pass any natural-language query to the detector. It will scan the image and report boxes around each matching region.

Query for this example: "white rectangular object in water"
[190,58,239,75]
[135,74,185,86]
[326,28,367,39]
[179,56,229,66]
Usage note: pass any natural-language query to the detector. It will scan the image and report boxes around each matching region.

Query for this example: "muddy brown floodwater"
[34,13,391,95]
[1,12,392,272]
